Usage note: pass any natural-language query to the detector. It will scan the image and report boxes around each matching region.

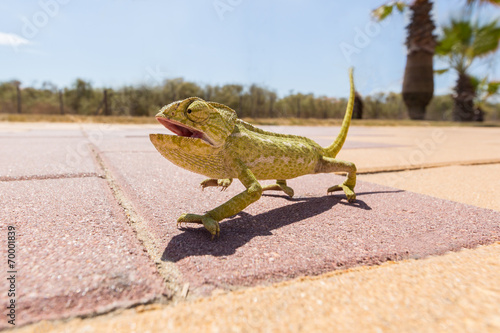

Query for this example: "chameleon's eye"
[185,101,209,123]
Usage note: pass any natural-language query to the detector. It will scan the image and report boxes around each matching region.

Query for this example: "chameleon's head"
[153,97,237,148]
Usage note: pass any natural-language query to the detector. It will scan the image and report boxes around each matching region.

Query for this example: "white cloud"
[0,32,30,47]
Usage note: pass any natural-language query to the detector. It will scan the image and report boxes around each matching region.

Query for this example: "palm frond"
[471,20,500,57]
[436,18,500,69]
[466,0,500,6]
[372,1,407,21]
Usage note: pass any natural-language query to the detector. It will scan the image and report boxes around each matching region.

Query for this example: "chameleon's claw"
[327,185,342,194]
[200,179,215,190]
[327,183,356,202]
[200,179,232,193]
[218,179,232,189]
[262,181,294,198]
[176,213,220,239]
[177,213,203,224]
[202,216,220,239]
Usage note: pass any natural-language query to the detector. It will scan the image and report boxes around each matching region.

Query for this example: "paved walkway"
[1,123,499,331]
[19,243,500,333]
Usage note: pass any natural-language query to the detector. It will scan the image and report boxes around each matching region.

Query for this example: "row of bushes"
[1,79,499,121]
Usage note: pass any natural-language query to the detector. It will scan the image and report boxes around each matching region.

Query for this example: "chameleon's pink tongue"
[190,131,204,139]
[156,116,215,146]
[156,117,194,137]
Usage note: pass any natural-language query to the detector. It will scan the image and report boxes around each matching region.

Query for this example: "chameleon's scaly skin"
[150,69,356,238]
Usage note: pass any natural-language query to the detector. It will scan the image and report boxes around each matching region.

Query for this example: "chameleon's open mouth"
[156,117,215,145]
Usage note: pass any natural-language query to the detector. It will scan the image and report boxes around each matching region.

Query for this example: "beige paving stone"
[359,164,500,211]
[335,126,500,172]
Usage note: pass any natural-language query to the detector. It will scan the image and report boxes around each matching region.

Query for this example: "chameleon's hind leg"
[262,179,294,197]
[200,178,233,191]
[316,156,356,202]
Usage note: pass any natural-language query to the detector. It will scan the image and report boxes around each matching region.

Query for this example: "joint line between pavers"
[0,172,102,182]
[358,159,500,175]
[87,142,184,299]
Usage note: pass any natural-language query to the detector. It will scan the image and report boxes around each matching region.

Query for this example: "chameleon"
[150,69,356,239]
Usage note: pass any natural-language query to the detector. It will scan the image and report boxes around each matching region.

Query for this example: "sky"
[1,0,499,98]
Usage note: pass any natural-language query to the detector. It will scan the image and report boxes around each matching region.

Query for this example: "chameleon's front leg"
[178,165,262,239]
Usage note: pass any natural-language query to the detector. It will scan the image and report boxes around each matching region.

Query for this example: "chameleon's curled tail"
[324,68,355,158]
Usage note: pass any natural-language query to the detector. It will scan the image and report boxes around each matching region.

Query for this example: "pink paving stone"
[0,177,167,329]
[0,137,99,179]
[100,149,500,296]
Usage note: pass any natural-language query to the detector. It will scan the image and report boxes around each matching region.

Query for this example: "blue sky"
[1,0,499,98]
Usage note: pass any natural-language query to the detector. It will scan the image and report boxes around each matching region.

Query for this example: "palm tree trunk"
[402,51,434,119]
[453,73,476,121]
[402,0,437,120]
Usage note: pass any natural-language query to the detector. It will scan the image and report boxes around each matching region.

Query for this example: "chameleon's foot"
[177,213,220,239]
[262,180,294,198]
[327,182,356,202]
[200,178,233,192]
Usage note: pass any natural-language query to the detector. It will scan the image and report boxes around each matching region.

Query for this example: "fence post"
[59,89,64,115]
[103,89,110,116]
[14,81,22,114]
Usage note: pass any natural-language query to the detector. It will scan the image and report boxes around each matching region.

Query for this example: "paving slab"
[101,148,500,296]
[0,122,84,134]
[0,177,167,329]
[359,164,500,211]
[337,126,500,172]
[0,135,99,180]
[19,242,500,333]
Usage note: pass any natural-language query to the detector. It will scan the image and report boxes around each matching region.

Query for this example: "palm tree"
[374,1,437,119]
[373,0,499,120]
[435,19,500,121]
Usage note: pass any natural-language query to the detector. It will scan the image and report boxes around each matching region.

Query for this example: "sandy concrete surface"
[20,242,500,333]
[335,126,500,173]
[359,164,500,211]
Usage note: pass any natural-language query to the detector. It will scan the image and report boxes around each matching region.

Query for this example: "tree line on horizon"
[1,77,499,121]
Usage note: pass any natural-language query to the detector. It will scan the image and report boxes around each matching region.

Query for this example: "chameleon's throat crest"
[156,117,215,146]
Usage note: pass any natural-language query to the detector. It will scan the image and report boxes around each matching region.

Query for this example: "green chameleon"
[150,69,356,239]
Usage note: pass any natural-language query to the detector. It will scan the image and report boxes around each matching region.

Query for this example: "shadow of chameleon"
[161,190,403,262]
